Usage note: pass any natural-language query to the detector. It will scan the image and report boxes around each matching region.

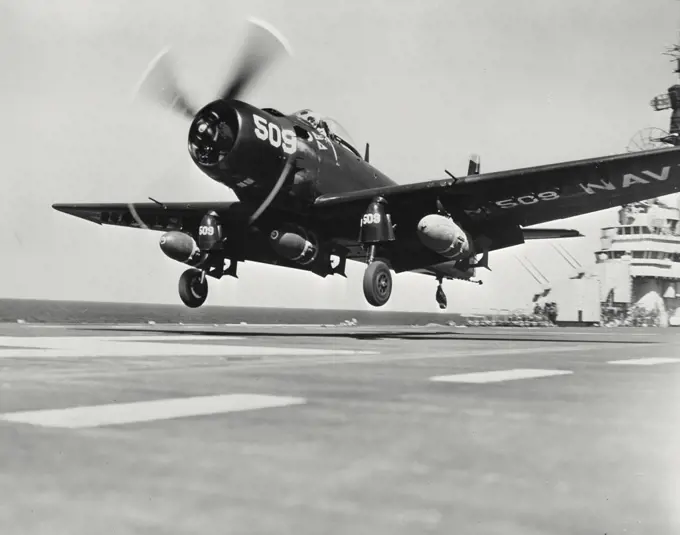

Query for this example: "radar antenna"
[629,31,680,151]
[661,31,680,78]
[626,127,673,152]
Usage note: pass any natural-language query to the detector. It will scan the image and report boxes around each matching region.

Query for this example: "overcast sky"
[1,0,679,312]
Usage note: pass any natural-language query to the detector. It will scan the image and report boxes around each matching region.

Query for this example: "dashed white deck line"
[430,368,574,384]
[0,341,612,374]
[0,336,376,359]
[607,357,680,366]
[0,394,307,429]
[0,335,243,345]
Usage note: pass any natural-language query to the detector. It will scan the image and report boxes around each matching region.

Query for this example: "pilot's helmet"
[300,110,320,128]
[307,115,320,128]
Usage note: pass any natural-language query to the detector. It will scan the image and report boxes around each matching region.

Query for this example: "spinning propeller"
[128,18,293,231]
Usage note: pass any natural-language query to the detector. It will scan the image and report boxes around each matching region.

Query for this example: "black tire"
[178,268,208,308]
[363,260,392,307]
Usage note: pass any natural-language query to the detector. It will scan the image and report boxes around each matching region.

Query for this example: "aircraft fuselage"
[187,99,397,213]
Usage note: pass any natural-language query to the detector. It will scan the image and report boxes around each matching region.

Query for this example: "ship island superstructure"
[475,34,680,328]
[594,199,680,326]
[593,35,680,326]
[525,36,680,328]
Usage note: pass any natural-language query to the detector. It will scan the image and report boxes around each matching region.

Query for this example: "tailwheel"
[363,260,392,307]
[178,268,208,308]
[436,280,447,310]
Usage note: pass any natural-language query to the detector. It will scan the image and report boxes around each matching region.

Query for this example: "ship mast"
[649,32,680,145]
[662,31,680,78]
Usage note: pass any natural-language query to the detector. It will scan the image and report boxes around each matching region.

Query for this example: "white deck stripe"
[0,336,376,359]
[430,368,573,384]
[0,335,243,345]
[607,357,680,366]
[0,344,606,375]
[0,394,306,429]
[0,346,373,359]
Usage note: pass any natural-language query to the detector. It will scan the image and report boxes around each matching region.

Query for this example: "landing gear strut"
[359,196,396,307]
[436,278,447,310]
[178,268,208,308]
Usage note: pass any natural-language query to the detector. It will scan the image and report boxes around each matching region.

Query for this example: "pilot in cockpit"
[297,109,332,138]
[318,119,332,138]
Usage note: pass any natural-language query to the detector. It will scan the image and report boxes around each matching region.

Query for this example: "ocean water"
[0,299,464,326]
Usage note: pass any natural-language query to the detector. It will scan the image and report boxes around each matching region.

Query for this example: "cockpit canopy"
[292,109,360,156]
[293,109,324,129]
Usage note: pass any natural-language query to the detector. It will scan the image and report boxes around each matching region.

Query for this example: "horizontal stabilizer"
[522,228,583,240]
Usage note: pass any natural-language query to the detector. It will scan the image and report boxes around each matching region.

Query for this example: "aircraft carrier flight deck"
[1,321,678,535]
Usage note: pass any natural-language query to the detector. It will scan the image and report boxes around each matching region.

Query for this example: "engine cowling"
[269,225,318,265]
[159,231,202,264]
[417,214,473,260]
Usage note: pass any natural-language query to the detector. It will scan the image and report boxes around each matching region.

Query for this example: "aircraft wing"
[313,147,680,231]
[52,202,243,232]
[521,228,583,239]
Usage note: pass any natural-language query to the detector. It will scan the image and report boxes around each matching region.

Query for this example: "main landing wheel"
[363,260,392,307]
[178,268,208,308]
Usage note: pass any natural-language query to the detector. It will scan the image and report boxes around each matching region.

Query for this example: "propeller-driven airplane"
[53,19,680,310]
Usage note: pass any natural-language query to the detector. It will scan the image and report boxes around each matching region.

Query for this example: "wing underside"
[52,147,680,280]
[309,146,680,277]
[51,202,243,232]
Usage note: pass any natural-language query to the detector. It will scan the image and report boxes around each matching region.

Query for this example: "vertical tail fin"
[467,154,481,175]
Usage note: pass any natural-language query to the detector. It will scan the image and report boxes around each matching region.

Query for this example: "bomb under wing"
[159,231,201,264]
[269,226,318,265]
[416,214,473,260]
